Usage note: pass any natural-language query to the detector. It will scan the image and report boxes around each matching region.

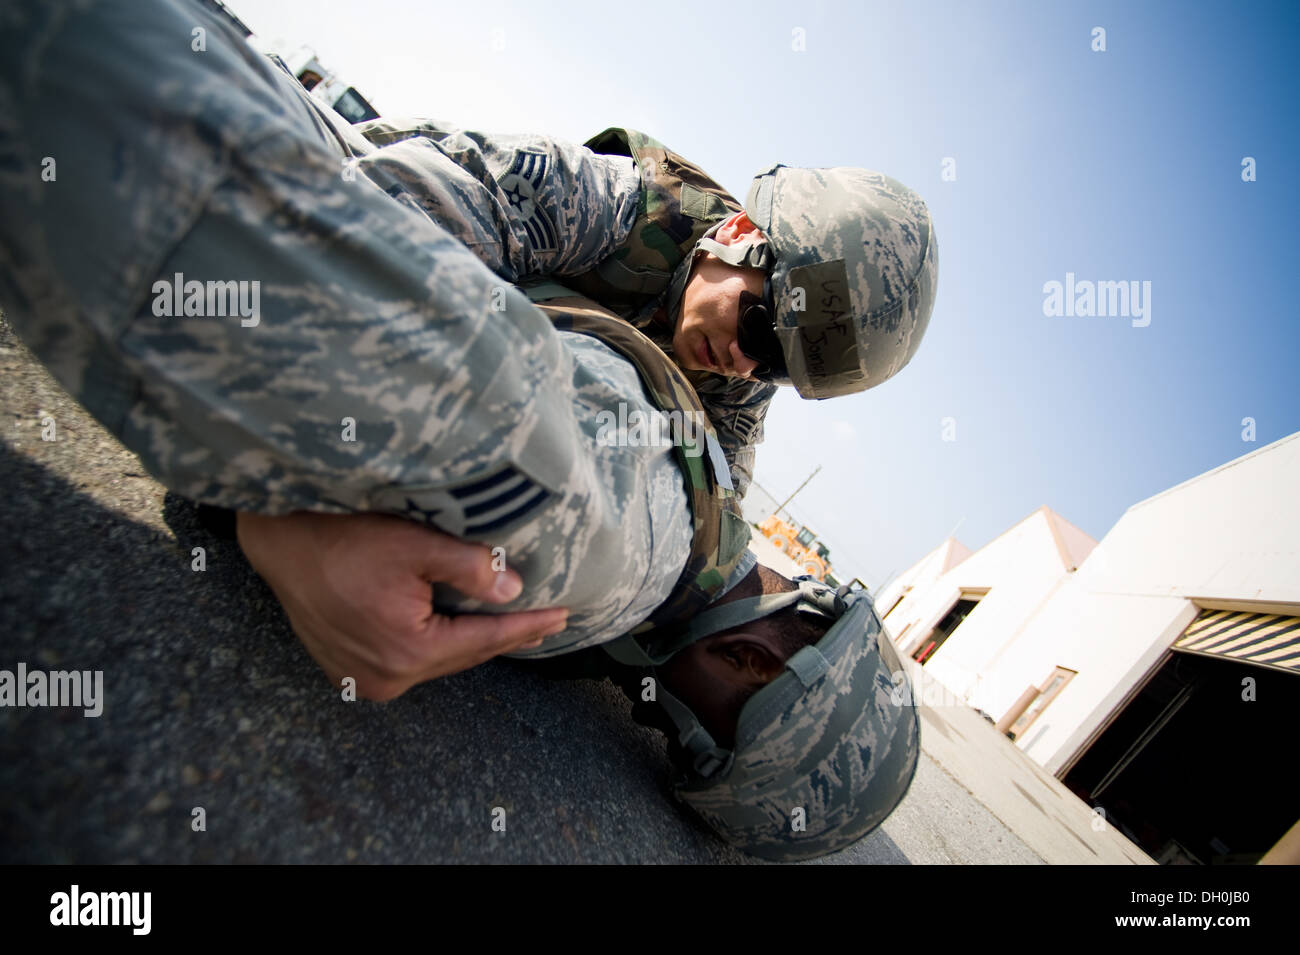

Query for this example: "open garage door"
[1061,604,1300,864]
[1173,608,1300,675]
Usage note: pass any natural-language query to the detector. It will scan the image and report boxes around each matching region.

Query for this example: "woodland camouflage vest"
[522,283,752,635]
[562,128,742,319]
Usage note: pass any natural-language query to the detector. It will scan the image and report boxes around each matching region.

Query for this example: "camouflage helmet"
[691,165,939,400]
[604,576,920,861]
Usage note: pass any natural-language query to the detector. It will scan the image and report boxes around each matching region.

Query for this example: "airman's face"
[671,251,766,379]
[657,628,787,749]
[655,565,812,748]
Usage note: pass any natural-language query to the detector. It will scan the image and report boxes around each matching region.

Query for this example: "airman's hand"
[235,510,568,701]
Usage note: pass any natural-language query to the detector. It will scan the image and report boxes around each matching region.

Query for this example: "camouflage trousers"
[0,0,693,653]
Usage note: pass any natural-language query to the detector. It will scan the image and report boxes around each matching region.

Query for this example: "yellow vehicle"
[757,515,834,581]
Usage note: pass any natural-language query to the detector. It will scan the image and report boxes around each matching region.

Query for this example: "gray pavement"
[916,701,1153,864]
[0,314,1152,864]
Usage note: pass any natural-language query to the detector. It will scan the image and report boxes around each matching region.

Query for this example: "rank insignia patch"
[498,151,559,253]
[372,466,552,539]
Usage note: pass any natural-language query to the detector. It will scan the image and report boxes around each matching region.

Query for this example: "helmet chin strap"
[634,591,814,784]
[661,221,775,333]
[604,577,851,782]
[656,683,735,779]
[604,577,845,667]
[694,233,774,271]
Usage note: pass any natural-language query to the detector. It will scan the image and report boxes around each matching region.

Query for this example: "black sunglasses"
[736,274,789,383]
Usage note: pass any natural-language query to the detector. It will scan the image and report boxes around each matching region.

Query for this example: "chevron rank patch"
[499,151,558,253]
[371,465,551,539]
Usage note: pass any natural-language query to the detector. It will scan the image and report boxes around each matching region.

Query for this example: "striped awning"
[1173,608,1300,675]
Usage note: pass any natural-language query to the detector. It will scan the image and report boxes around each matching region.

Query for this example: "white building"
[874,508,1095,715]
[875,431,1300,864]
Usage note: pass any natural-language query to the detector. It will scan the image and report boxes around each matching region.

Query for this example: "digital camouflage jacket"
[350,120,776,499]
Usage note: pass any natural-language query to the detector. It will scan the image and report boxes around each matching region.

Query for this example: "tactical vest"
[562,128,743,319]
[522,281,751,635]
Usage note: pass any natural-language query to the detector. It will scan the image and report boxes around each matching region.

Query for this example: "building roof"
[1124,431,1299,514]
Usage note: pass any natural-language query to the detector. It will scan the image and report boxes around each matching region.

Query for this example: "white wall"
[1010,432,1300,772]
[874,431,1300,777]
[875,537,971,621]
[881,509,1093,710]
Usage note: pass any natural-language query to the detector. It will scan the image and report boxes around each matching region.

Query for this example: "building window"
[1008,666,1077,739]
[881,586,911,620]
[911,596,981,664]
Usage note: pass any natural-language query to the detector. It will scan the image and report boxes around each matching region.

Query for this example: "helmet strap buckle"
[692,747,734,779]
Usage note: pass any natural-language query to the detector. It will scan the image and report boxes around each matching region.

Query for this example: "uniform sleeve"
[693,377,777,501]
[0,0,604,519]
[349,117,643,283]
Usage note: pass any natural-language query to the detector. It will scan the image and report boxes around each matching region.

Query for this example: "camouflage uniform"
[0,0,750,654]
[342,118,775,499]
[0,1,924,860]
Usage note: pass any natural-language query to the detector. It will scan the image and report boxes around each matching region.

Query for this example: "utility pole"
[774,465,821,519]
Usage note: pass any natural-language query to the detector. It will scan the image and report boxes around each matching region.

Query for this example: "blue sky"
[242,0,1299,588]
